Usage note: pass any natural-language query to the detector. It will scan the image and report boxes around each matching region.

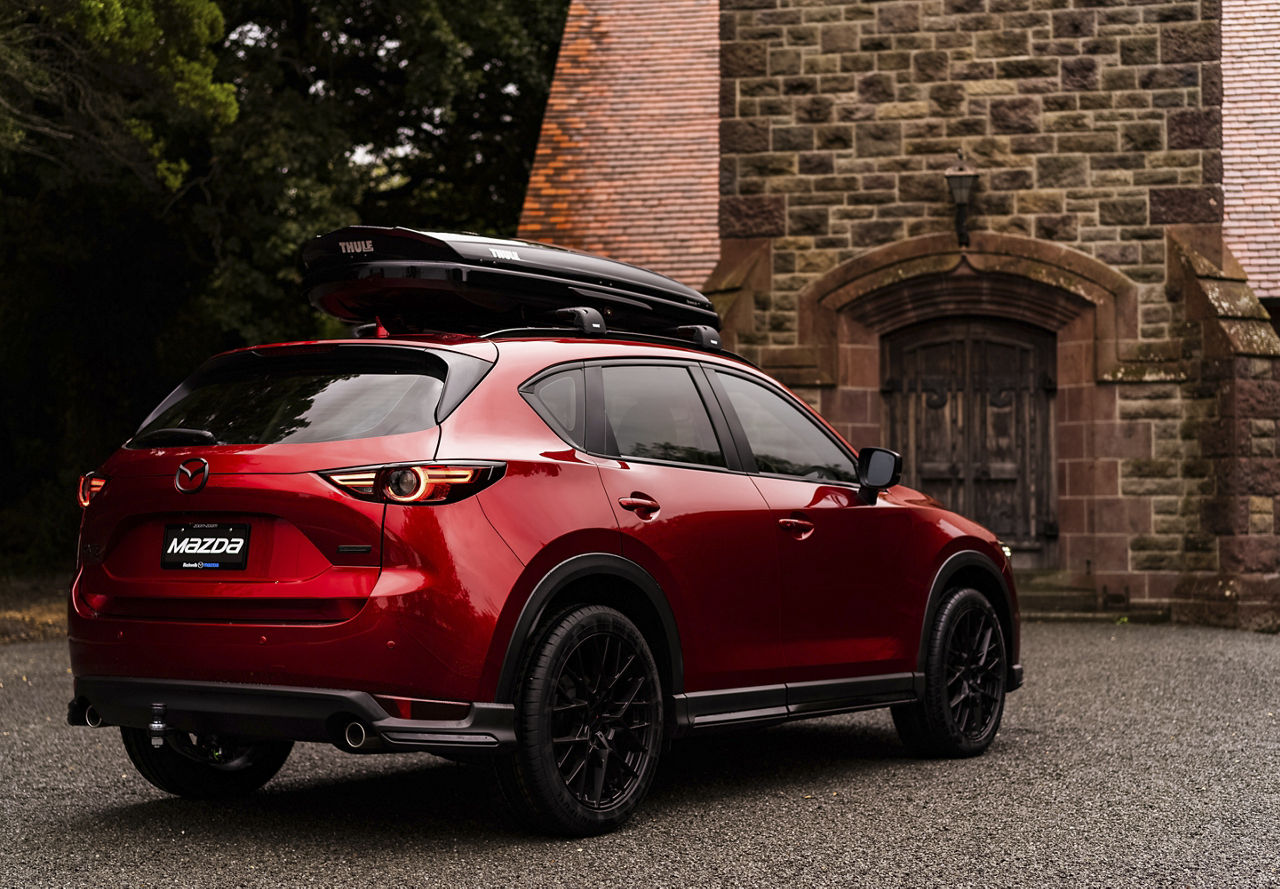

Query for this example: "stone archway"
[782,233,1138,573]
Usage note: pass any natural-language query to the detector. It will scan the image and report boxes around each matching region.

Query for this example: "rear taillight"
[323,462,504,505]
[77,473,107,508]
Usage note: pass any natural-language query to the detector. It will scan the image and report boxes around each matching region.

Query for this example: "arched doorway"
[782,233,1138,578]
[882,317,1057,566]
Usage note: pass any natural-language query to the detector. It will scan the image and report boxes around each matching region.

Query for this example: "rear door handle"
[619,494,661,517]
[778,517,815,538]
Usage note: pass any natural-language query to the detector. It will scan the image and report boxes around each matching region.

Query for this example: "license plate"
[162,523,250,570]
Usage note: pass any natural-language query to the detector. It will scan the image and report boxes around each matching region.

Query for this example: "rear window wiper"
[129,427,222,447]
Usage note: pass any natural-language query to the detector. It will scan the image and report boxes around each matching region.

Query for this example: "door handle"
[618,494,661,517]
[778,517,815,538]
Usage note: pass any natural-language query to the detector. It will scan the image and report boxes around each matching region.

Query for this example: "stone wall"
[715,0,1280,625]
[719,0,1222,322]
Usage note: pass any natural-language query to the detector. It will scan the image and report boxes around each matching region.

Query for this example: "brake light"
[384,466,478,502]
[327,470,378,496]
[323,462,504,505]
[77,473,107,508]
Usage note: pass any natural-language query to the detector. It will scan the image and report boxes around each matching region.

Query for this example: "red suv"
[68,228,1022,836]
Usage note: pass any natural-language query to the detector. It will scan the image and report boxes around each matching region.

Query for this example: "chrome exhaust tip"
[344,721,367,749]
[84,705,103,728]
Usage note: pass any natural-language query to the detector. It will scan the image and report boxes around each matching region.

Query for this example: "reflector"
[77,473,106,508]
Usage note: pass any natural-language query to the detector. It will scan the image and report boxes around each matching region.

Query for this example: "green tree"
[0,0,235,186]
[194,0,568,344]
[0,0,568,574]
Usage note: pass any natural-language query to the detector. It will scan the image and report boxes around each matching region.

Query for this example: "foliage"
[194,1,568,343]
[0,0,569,573]
[0,0,235,186]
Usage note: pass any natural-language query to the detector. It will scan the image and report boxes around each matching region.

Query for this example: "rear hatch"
[76,341,493,623]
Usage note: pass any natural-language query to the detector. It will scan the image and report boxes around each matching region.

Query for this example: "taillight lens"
[323,462,504,505]
[77,473,107,508]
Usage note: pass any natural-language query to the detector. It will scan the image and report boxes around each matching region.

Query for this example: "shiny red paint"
[594,457,782,691]
[752,476,918,681]
[69,334,1020,721]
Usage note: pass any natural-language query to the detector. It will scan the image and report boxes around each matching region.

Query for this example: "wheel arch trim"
[493,553,685,702]
[917,550,1019,686]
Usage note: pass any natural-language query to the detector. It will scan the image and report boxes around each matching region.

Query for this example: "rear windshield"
[131,346,459,447]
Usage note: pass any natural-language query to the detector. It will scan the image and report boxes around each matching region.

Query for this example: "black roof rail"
[479,322,754,364]
[349,320,756,366]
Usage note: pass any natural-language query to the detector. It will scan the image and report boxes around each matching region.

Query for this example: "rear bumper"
[69,676,515,754]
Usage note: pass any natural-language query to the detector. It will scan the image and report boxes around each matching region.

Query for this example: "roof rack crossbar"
[478,324,727,355]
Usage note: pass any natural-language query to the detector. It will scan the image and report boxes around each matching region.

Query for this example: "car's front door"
[587,362,782,693]
[708,370,916,684]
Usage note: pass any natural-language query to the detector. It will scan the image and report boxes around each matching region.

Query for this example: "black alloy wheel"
[551,629,656,809]
[892,587,1007,757]
[496,604,663,836]
[944,601,1005,741]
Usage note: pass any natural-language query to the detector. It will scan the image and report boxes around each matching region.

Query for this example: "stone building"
[519,0,1280,629]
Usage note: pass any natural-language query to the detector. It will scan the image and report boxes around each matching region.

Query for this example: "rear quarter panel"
[433,348,622,701]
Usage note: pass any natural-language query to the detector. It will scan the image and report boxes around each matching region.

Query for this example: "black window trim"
[583,358,746,474]
[704,366,863,489]
[518,355,861,483]
[518,361,588,451]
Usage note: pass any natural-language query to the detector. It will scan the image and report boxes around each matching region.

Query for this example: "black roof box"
[302,226,719,336]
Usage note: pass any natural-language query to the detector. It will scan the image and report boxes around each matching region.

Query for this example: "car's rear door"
[586,361,782,693]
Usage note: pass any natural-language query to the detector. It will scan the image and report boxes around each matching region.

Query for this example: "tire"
[892,587,1007,758]
[495,604,664,836]
[121,727,292,799]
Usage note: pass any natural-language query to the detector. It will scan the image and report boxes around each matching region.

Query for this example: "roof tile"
[1224,0,1280,302]
[517,0,720,288]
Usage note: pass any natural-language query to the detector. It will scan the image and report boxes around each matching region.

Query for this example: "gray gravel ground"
[2,621,1278,888]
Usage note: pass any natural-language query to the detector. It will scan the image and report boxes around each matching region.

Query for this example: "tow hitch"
[149,703,167,747]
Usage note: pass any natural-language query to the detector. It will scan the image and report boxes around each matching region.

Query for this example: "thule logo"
[489,247,520,261]
[166,537,245,555]
[339,240,374,254]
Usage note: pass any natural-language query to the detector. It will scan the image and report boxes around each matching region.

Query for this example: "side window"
[601,365,726,468]
[525,368,586,448]
[715,371,856,482]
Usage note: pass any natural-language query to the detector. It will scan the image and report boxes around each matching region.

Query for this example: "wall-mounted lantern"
[944,152,978,249]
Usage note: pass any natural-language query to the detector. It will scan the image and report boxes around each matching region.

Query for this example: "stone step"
[1022,608,1171,624]
[1014,570,1095,593]
[1017,584,1171,623]
[1018,588,1098,612]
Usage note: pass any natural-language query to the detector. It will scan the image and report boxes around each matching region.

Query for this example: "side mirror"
[856,447,902,505]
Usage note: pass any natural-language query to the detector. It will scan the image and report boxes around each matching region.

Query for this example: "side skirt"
[671,673,920,736]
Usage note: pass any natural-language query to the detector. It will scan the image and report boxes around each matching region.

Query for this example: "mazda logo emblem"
[175,458,210,494]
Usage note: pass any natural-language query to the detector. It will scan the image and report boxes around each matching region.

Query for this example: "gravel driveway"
[2,621,1277,888]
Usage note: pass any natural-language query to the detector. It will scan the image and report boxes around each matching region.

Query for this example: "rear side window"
[131,346,463,447]
[601,365,725,468]
[523,367,586,448]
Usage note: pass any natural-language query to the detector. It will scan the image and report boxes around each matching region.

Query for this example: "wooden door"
[883,318,1056,563]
